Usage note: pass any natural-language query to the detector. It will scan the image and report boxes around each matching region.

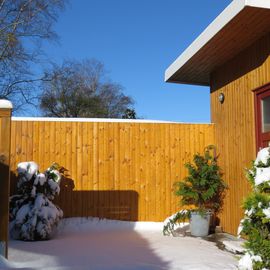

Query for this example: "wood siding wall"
[10,120,214,222]
[211,33,270,235]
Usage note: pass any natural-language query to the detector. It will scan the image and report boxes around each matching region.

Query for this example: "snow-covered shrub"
[238,147,270,270]
[9,162,63,241]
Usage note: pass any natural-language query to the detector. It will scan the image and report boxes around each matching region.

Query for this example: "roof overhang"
[165,0,270,86]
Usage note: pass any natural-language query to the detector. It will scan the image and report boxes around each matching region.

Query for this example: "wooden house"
[165,0,270,235]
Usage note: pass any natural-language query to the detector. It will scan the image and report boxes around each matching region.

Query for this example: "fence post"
[0,100,12,258]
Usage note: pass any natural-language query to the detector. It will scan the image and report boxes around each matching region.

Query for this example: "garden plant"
[9,161,63,241]
[238,147,270,270]
[163,145,227,235]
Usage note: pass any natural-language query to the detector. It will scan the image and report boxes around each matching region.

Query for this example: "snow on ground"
[6,218,238,270]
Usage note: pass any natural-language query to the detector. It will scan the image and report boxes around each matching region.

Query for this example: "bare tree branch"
[6,77,51,92]
[40,59,136,119]
[0,0,66,112]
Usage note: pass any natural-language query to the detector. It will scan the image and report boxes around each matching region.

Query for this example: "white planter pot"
[190,211,211,237]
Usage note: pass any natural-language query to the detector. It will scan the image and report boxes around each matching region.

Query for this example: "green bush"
[238,147,270,270]
[163,145,226,235]
[175,145,226,212]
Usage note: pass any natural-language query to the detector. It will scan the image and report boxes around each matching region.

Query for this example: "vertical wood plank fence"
[10,118,215,222]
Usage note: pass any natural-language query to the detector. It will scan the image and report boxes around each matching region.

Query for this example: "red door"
[255,83,270,150]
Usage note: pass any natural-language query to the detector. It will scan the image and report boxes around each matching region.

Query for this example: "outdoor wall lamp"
[218,93,225,104]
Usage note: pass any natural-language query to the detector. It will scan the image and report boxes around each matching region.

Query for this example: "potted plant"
[163,145,227,237]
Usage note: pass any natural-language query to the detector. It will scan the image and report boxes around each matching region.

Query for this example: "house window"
[262,96,270,133]
[255,83,270,150]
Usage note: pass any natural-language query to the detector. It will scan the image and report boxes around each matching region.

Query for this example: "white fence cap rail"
[11,117,212,125]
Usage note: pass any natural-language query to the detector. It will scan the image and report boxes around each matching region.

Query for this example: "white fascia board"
[246,0,270,9]
[0,99,13,109]
[165,0,268,82]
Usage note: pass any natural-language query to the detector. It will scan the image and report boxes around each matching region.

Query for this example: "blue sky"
[36,0,232,122]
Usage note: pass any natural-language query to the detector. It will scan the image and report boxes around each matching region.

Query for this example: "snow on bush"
[238,253,263,270]
[9,162,63,241]
[238,147,270,270]
[163,210,190,236]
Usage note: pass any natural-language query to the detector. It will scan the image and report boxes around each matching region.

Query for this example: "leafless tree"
[0,0,65,111]
[40,59,136,118]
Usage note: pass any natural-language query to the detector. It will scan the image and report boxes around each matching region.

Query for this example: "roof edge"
[165,79,209,87]
[165,0,270,84]
[246,0,270,9]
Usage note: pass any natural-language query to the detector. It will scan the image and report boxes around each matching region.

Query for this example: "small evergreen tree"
[9,162,63,241]
[238,147,270,270]
[175,145,226,212]
[163,145,226,235]
[122,108,137,119]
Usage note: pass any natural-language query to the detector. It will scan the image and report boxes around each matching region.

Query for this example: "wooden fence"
[0,102,12,258]
[10,118,214,222]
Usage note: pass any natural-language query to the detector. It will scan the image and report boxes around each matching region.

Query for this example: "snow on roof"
[165,0,270,86]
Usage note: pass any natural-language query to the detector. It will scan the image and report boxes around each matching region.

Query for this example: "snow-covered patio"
[4,218,237,270]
